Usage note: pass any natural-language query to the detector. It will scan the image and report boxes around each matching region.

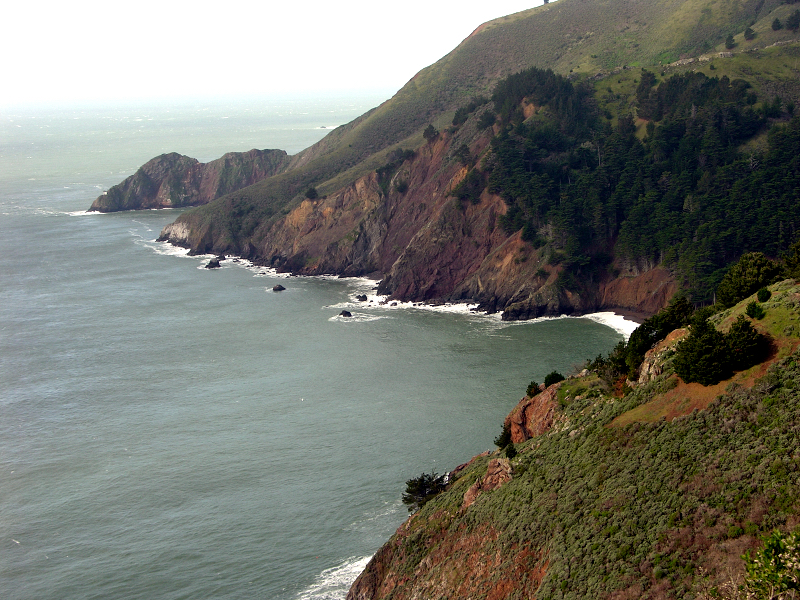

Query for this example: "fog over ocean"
[0,95,629,599]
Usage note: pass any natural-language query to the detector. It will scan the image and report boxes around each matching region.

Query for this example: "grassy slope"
[172,0,799,255]
[375,281,800,599]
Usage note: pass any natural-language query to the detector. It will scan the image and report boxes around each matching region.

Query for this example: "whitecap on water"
[295,555,372,600]
[582,311,639,340]
[328,313,387,323]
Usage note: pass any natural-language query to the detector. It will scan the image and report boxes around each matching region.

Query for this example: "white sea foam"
[329,313,387,323]
[66,210,98,216]
[296,556,372,600]
[582,311,640,340]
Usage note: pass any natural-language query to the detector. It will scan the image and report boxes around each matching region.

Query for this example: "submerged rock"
[273,284,286,292]
[356,294,368,302]
[339,310,352,317]
[205,258,221,269]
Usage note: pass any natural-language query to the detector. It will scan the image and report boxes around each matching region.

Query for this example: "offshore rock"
[205,258,221,269]
[89,149,290,212]
[272,284,286,292]
[339,310,352,317]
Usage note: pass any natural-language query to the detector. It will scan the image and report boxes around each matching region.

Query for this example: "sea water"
[0,96,633,600]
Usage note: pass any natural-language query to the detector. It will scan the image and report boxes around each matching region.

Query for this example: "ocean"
[0,94,634,600]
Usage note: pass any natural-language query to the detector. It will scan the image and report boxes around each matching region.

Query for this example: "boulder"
[205,258,221,269]
[339,310,352,317]
[273,284,286,292]
[356,294,368,302]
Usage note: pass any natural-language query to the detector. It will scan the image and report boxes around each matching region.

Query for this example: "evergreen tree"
[673,317,732,385]
[716,253,783,308]
[727,315,769,371]
[402,472,446,513]
[772,17,783,31]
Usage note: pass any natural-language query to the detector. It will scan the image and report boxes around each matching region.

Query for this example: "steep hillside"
[155,0,799,267]
[348,280,800,600]
[148,0,800,318]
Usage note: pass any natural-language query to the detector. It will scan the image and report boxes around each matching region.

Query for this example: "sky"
[1,1,547,108]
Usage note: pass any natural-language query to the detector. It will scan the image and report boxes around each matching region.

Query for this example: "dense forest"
[455,66,800,302]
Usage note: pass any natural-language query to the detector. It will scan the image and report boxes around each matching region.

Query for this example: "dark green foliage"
[727,315,770,369]
[423,124,439,143]
[717,252,783,308]
[758,287,773,302]
[674,311,770,385]
[773,17,783,30]
[494,423,512,449]
[402,472,446,513]
[746,300,767,320]
[726,34,736,49]
[452,97,488,127]
[785,239,800,278]
[304,186,318,200]
[544,370,565,387]
[589,295,695,383]
[744,26,755,40]
[455,143,472,166]
[526,381,540,397]
[504,443,518,460]
[483,67,800,303]
[395,180,409,194]
[744,528,800,597]
[450,169,485,205]
[476,111,496,129]
[788,10,800,31]
[673,317,732,385]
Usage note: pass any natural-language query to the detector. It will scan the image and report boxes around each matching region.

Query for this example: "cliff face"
[89,149,289,212]
[159,124,676,318]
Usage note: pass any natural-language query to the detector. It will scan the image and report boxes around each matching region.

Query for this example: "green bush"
[757,287,772,302]
[494,423,512,449]
[746,300,766,320]
[477,111,496,129]
[743,528,800,598]
[544,371,565,387]
[402,472,446,513]
[304,186,318,200]
[526,381,540,397]
[423,124,439,143]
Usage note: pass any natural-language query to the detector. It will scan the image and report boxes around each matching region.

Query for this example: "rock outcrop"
[503,383,562,444]
[89,149,290,212]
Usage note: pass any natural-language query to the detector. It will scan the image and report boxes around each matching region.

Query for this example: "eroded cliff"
[89,149,290,212]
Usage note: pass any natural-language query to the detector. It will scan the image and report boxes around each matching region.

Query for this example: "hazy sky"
[2,1,547,107]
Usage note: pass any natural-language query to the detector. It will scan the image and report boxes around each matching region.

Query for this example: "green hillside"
[349,280,800,599]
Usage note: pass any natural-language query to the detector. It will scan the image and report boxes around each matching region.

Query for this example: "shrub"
[477,111,496,129]
[526,381,540,397]
[395,179,409,194]
[504,444,518,459]
[725,34,736,49]
[304,186,318,200]
[423,124,439,143]
[772,18,783,31]
[402,472,446,513]
[544,371,565,387]
[746,300,766,320]
[744,26,755,41]
[494,424,512,449]
[743,529,800,598]
[757,287,772,302]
